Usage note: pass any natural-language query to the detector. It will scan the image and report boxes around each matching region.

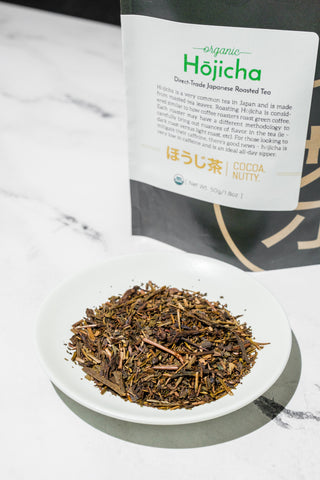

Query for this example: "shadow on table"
[54,331,301,448]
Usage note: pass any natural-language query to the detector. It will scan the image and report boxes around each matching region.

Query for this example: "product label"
[122,15,318,210]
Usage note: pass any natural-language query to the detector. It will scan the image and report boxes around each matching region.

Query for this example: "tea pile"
[67,282,266,409]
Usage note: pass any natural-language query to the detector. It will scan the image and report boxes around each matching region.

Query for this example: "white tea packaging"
[121,0,320,271]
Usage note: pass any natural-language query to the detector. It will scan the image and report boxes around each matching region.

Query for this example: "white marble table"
[1,3,319,479]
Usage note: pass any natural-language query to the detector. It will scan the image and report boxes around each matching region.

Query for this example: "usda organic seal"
[174,174,184,186]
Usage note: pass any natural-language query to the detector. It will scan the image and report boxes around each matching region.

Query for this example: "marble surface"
[1,3,319,479]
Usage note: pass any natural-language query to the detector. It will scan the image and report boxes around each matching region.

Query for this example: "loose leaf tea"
[67,282,267,409]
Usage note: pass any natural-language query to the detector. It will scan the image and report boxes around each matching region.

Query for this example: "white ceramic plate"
[36,252,291,425]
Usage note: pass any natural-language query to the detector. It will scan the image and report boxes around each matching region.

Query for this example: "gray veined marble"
[0,3,319,480]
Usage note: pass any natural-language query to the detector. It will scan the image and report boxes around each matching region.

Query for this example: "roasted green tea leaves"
[67,282,266,409]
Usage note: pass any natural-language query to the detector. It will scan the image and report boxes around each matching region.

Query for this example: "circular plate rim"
[35,252,292,425]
